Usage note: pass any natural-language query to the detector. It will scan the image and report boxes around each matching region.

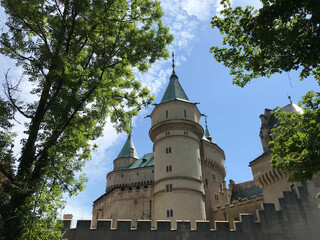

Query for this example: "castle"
[87,60,320,231]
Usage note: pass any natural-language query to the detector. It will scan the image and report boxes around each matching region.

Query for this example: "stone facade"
[86,67,320,239]
[64,186,320,240]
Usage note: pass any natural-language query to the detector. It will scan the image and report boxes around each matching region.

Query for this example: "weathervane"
[172,51,175,74]
[287,94,292,104]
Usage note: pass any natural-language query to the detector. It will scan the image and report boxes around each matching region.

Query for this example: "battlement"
[64,186,320,240]
[215,195,263,210]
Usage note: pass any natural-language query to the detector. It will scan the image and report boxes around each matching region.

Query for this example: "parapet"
[63,186,320,240]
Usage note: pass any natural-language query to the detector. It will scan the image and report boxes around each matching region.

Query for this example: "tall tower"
[149,54,206,228]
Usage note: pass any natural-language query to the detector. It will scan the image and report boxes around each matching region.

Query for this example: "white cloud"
[181,0,217,21]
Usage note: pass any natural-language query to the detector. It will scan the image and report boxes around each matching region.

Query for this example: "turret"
[113,132,139,170]
[149,53,206,228]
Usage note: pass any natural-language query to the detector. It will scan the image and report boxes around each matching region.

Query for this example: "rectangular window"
[184,131,188,135]
[166,184,173,192]
[169,165,172,172]
[184,109,186,118]
[215,194,219,201]
[167,210,169,217]
[166,110,168,118]
[212,173,216,181]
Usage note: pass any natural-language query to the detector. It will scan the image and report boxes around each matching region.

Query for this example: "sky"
[1,0,319,224]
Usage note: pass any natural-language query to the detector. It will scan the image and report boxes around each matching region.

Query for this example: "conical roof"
[204,125,214,143]
[160,73,189,104]
[116,133,139,159]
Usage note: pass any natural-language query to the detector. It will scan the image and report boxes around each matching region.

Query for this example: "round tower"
[149,58,206,227]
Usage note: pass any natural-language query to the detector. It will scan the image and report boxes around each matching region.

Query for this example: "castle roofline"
[160,73,189,104]
[116,133,139,159]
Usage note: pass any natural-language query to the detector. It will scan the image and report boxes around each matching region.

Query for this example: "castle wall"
[64,186,320,240]
[92,186,153,228]
[250,152,294,209]
[210,196,263,229]
[150,101,201,126]
[106,166,154,190]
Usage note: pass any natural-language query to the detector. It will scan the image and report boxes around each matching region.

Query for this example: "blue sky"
[1,0,319,223]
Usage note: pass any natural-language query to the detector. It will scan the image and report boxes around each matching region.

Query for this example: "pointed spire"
[204,117,214,143]
[172,52,175,74]
[117,132,139,159]
[160,53,189,104]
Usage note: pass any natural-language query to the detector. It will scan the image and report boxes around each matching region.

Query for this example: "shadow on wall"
[62,185,320,240]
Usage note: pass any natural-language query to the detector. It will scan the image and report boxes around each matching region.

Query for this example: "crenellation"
[76,220,92,229]
[96,220,111,230]
[63,188,320,239]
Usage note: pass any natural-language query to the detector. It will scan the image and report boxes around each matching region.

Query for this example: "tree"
[210,0,320,185]
[0,0,172,239]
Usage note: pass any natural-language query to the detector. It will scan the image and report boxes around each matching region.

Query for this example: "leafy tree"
[210,0,320,185]
[0,0,172,239]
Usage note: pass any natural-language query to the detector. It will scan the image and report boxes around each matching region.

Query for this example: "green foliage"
[269,92,320,183]
[210,0,320,87]
[0,0,172,239]
[210,0,320,185]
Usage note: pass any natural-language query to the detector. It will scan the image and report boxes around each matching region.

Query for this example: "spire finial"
[129,121,133,136]
[205,117,208,128]
[172,51,175,74]
[288,94,292,104]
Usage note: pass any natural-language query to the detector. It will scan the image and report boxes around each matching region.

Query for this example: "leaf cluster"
[210,0,320,87]
[0,0,172,239]
[269,91,320,183]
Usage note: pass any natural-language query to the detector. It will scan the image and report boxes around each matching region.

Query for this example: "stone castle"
[64,60,320,239]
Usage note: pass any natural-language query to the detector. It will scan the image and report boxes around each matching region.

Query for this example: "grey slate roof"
[160,73,189,104]
[116,133,139,159]
[230,180,262,202]
[115,153,154,171]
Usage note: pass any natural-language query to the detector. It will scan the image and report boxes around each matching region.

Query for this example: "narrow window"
[169,185,172,192]
[166,185,169,192]
[166,166,169,172]
[170,209,173,217]
[184,131,188,135]
[169,147,171,153]
[166,110,168,118]
[166,148,168,154]
[215,194,219,201]
[212,173,216,181]
[184,109,186,118]
[169,165,172,172]
[167,210,170,217]
[205,179,208,186]
[121,174,123,178]
[137,172,139,176]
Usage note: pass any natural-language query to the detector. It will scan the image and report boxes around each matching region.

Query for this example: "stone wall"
[63,186,320,240]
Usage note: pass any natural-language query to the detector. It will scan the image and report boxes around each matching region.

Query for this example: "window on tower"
[169,147,171,153]
[215,194,220,201]
[166,184,173,192]
[166,166,169,172]
[184,109,186,118]
[167,209,173,218]
[166,110,168,118]
[169,165,172,172]
[212,173,216,181]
